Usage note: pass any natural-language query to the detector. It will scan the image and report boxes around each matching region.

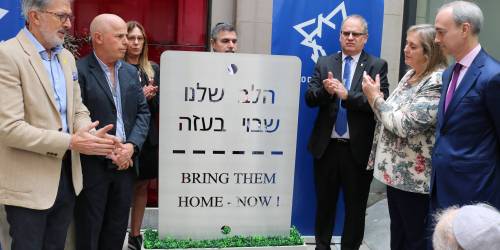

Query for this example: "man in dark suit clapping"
[74,13,150,250]
[305,15,389,250]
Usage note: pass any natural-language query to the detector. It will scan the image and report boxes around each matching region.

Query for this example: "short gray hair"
[21,0,73,20]
[341,15,368,34]
[210,22,236,41]
[439,1,483,35]
[22,0,49,19]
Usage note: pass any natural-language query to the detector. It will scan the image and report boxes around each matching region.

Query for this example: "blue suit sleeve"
[484,72,500,142]
[126,76,151,151]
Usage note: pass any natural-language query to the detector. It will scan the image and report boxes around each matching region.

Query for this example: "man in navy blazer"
[431,1,500,212]
[74,14,150,250]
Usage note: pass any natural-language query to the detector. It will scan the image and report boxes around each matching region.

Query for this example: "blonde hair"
[407,24,448,79]
[125,21,154,80]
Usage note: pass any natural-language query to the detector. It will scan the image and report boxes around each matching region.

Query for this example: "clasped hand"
[69,121,133,170]
[322,71,348,100]
[107,142,134,170]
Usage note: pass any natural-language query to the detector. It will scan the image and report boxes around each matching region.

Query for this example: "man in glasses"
[305,15,389,250]
[210,22,238,53]
[0,0,119,249]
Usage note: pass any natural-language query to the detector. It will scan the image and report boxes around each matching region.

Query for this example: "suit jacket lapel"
[350,51,367,91]
[58,53,74,133]
[88,54,115,105]
[17,31,59,114]
[443,50,484,122]
[332,52,342,83]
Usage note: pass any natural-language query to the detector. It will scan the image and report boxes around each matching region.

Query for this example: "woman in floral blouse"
[362,24,447,250]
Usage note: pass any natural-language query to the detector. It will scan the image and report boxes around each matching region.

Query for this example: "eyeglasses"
[127,35,145,42]
[341,31,366,38]
[40,10,74,23]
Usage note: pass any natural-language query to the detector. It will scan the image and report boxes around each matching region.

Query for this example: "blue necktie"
[335,56,352,136]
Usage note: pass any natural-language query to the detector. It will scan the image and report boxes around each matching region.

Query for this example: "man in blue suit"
[431,1,500,212]
[74,14,150,250]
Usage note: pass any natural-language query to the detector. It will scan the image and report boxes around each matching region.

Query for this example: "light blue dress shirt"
[331,52,361,139]
[94,52,126,142]
[24,28,68,132]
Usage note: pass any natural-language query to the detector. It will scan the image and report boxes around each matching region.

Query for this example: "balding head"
[90,14,125,35]
[90,14,128,66]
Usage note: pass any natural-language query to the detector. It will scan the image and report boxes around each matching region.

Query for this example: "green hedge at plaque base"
[143,227,304,249]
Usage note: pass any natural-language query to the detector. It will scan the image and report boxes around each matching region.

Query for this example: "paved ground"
[363,198,390,250]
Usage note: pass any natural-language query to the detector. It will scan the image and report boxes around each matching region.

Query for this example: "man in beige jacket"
[0,0,118,249]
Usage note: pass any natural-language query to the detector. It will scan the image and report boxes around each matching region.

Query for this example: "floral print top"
[367,69,443,194]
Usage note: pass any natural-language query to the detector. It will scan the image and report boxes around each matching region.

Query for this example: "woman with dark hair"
[362,24,448,250]
[125,20,160,250]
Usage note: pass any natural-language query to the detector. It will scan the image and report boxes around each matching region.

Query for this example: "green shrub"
[143,227,304,249]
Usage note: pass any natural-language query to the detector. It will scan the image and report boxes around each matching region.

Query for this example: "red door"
[72,0,208,63]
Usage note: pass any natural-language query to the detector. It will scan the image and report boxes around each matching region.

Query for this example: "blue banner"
[0,0,24,41]
[271,0,384,236]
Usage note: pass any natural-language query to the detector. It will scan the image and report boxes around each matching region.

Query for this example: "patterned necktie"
[334,56,352,136]
[444,63,463,112]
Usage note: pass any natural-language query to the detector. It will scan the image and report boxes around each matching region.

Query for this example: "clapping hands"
[143,78,158,100]
[323,71,349,100]
[362,71,383,107]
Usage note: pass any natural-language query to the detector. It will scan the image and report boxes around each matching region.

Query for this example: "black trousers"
[74,168,135,250]
[427,187,440,250]
[387,186,429,250]
[5,152,74,250]
[314,139,373,250]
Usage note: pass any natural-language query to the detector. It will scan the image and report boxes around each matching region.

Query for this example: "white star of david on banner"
[0,8,8,21]
[293,1,347,63]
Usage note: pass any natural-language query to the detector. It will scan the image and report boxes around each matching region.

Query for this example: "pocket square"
[72,71,78,81]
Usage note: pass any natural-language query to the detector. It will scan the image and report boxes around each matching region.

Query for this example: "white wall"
[421,0,500,60]
[235,0,273,54]
[381,0,404,89]
[479,0,500,59]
